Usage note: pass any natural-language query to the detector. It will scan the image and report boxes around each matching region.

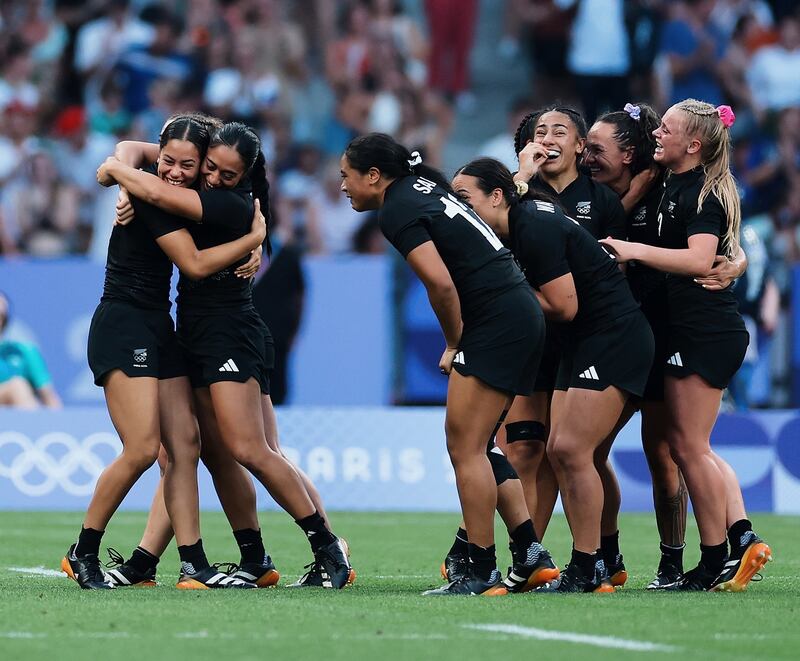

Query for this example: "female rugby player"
[341,133,545,595]
[586,102,748,589]
[503,105,630,584]
[600,100,771,591]
[454,157,653,593]
[63,117,264,590]
[98,123,353,589]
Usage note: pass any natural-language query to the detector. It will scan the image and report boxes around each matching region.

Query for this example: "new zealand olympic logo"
[0,432,121,497]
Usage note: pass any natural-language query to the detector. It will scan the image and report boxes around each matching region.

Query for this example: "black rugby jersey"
[626,174,667,302]
[657,167,742,333]
[380,175,526,321]
[101,164,185,310]
[531,172,626,240]
[509,200,639,336]
[176,186,254,313]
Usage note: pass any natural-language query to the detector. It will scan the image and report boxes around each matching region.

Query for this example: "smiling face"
[339,154,383,211]
[652,106,698,171]
[584,121,631,187]
[531,111,584,177]
[157,139,201,187]
[201,144,246,190]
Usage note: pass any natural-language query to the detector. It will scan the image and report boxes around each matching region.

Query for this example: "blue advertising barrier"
[1,407,798,513]
[0,256,391,406]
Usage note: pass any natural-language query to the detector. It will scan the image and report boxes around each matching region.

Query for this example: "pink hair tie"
[717,105,735,128]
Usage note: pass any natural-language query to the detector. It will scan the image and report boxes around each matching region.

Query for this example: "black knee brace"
[505,420,547,444]
[487,448,519,485]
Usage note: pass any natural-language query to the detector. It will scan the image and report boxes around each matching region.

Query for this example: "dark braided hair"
[210,122,272,255]
[160,111,222,142]
[595,103,661,175]
[513,105,588,157]
[345,132,454,194]
[158,117,210,157]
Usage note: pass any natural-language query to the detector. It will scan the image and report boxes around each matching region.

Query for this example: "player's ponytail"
[596,102,661,175]
[211,122,272,255]
[345,133,455,194]
[675,99,741,258]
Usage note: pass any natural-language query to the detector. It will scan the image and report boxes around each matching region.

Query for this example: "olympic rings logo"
[0,432,121,497]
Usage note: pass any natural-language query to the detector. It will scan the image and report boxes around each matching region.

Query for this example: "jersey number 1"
[440,194,504,250]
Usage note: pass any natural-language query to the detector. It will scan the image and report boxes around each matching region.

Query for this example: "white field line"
[0,632,46,639]
[465,624,679,653]
[8,566,65,578]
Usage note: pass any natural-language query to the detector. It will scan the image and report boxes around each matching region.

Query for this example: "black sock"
[660,542,684,571]
[600,531,620,566]
[468,543,496,581]
[126,546,159,574]
[570,548,597,577]
[727,519,753,560]
[448,527,469,557]
[177,539,210,573]
[700,542,728,573]
[509,519,538,553]
[233,528,266,565]
[75,526,104,557]
[296,511,336,552]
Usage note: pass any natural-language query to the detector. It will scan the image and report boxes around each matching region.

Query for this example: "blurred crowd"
[0,0,798,405]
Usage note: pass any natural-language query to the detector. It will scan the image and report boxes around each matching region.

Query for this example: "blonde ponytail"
[675,99,741,258]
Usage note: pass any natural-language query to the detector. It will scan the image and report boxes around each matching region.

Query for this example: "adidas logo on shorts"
[579,366,599,380]
[667,352,683,367]
[453,351,465,365]
[219,359,240,373]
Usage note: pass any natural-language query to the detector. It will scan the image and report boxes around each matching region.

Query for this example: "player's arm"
[115,141,160,168]
[97,157,204,222]
[693,244,748,290]
[156,200,266,280]
[620,167,658,214]
[536,274,578,322]
[406,241,463,374]
[599,234,718,277]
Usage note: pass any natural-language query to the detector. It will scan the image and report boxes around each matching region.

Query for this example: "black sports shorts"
[555,310,654,397]
[453,284,545,396]
[87,300,187,386]
[177,307,269,390]
[664,324,749,390]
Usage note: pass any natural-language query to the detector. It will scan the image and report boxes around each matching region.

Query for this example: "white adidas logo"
[667,352,683,367]
[579,366,599,380]
[453,351,465,365]
[219,359,240,373]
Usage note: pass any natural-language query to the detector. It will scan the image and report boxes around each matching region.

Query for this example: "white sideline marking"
[8,566,65,578]
[465,624,678,653]
[0,632,46,639]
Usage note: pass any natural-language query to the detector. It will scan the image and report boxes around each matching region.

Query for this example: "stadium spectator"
[113,6,197,115]
[0,291,62,409]
[512,0,577,104]
[309,158,363,254]
[477,96,536,171]
[565,0,632,123]
[657,0,727,107]
[746,14,800,116]
[424,0,478,113]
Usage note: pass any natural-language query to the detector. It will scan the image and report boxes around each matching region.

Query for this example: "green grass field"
[1,511,798,661]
